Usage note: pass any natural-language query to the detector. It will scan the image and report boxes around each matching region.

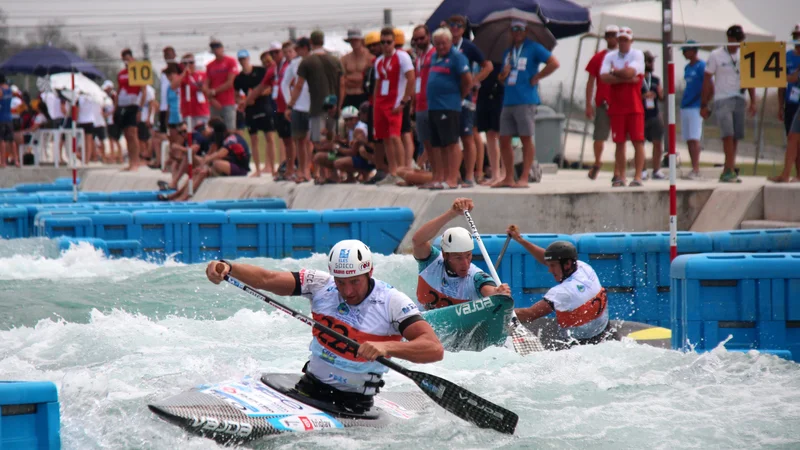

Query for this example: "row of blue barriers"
[0,197,288,238]
[0,381,60,449]
[460,230,800,327]
[1,176,78,194]
[45,207,414,262]
[671,253,800,362]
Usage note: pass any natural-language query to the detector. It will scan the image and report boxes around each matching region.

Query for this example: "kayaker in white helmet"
[506,225,611,348]
[411,197,511,310]
[205,239,443,413]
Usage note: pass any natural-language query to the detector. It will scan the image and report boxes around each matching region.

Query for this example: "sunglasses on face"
[381,40,394,45]
[449,22,464,29]
[412,36,426,42]
[511,26,525,32]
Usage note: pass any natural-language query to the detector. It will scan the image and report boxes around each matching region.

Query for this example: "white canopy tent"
[564,0,778,163]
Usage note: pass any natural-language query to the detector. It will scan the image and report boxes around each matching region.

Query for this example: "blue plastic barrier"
[203,198,287,211]
[14,182,71,193]
[671,253,800,362]
[26,204,95,236]
[36,192,109,203]
[107,191,162,202]
[510,234,577,308]
[185,210,229,263]
[133,210,191,263]
[709,229,800,253]
[92,202,207,212]
[259,210,324,258]
[226,210,272,259]
[320,208,414,255]
[573,233,637,320]
[0,381,60,449]
[58,237,109,255]
[106,240,143,259]
[35,214,93,238]
[0,206,27,239]
[0,194,40,205]
[83,211,137,241]
[54,177,79,185]
[0,188,16,194]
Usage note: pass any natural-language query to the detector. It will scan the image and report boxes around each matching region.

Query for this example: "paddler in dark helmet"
[411,198,511,310]
[507,225,611,348]
[205,239,443,413]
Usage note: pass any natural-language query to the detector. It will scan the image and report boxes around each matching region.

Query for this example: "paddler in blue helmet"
[506,225,611,348]
[411,198,511,310]
[205,239,443,413]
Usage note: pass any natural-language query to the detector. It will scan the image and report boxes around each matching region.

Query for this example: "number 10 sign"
[740,42,787,89]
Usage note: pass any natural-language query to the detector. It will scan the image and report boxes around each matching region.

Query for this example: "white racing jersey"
[416,246,495,310]
[544,261,608,340]
[296,269,421,394]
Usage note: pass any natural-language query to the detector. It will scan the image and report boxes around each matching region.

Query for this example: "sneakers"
[652,170,666,180]
[641,170,650,181]
[719,170,742,183]
[376,174,398,186]
[686,170,703,181]
[363,170,387,185]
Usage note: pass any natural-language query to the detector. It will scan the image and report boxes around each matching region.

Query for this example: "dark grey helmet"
[544,241,577,261]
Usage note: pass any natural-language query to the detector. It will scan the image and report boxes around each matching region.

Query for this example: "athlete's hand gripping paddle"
[462,210,544,356]
[219,269,518,435]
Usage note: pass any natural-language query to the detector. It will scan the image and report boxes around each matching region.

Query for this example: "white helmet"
[341,105,359,119]
[328,239,373,278]
[440,227,474,253]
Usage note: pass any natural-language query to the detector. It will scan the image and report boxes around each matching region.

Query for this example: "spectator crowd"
[1,19,799,188]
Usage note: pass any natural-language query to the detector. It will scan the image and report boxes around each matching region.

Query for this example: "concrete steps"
[740,220,800,230]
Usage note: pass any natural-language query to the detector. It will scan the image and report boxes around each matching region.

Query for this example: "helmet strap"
[559,259,577,282]
[443,256,459,277]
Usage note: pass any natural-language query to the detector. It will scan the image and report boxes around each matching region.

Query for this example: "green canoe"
[422,295,514,352]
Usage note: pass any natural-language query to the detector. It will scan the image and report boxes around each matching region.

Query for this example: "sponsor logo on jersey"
[401,303,417,315]
[337,302,350,315]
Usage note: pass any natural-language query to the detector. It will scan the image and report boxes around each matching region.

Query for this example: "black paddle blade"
[408,369,518,434]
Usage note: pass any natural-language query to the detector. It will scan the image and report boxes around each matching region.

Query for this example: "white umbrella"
[473,8,557,63]
[48,72,110,105]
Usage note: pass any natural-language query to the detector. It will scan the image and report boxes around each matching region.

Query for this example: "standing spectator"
[258,50,279,175]
[772,24,800,183]
[283,38,312,183]
[234,49,270,176]
[0,75,13,167]
[494,20,560,188]
[158,47,178,141]
[372,26,415,186]
[427,27,472,189]
[701,25,757,183]
[176,53,211,127]
[448,15,493,187]
[599,27,646,187]
[117,48,144,170]
[251,42,294,179]
[361,31,390,184]
[394,28,415,170]
[294,30,343,148]
[92,97,107,163]
[138,84,157,162]
[475,59,505,185]
[584,25,619,180]
[164,66,183,142]
[75,92,96,163]
[340,30,374,110]
[411,25,441,188]
[204,39,239,131]
[641,51,665,180]
[680,40,706,180]
[102,81,122,164]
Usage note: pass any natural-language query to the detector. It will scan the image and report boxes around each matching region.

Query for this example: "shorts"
[188,116,209,128]
[246,112,274,134]
[790,106,800,135]
[476,94,503,132]
[291,109,310,138]
[309,115,332,143]
[12,118,21,132]
[236,110,246,131]
[459,106,475,136]
[94,125,107,140]
[713,96,745,140]
[275,112,292,139]
[0,122,13,142]
[415,110,431,143]
[680,108,703,141]
[343,93,369,110]
[211,104,237,131]
[158,111,169,133]
[784,103,799,136]
[401,102,412,134]
[228,161,249,176]
[78,122,95,136]
[118,105,139,129]
[428,110,460,148]
[373,105,402,140]
[137,122,151,141]
[352,154,374,171]
[500,104,536,137]
[108,123,122,141]
[610,113,645,143]
[593,104,611,141]
[644,116,664,142]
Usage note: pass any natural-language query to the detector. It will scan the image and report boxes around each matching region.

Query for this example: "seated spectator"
[157,122,211,191]
[159,118,249,201]
[14,96,49,163]
[334,102,376,182]
[312,106,363,184]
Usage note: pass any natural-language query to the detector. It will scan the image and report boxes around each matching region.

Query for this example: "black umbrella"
[473,8,558,63]
[0,46,104,80]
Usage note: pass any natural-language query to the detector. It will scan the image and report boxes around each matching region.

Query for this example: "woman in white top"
[76,93,96,164]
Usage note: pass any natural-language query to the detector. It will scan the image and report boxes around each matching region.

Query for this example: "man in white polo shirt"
[700,25,757,183]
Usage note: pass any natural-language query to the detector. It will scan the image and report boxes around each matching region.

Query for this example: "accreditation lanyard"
[510,43,525,69]
[643,73,652,92]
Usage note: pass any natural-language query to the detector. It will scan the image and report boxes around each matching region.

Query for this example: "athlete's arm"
[507,224,546,265]
[514,299,553,323]
[205,260,297,296]
[411,197,473,260]
[474,60,493,84]
[480,283,510,297]
[358,320,444,363]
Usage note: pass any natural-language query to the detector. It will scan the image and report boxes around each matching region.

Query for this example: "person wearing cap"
[158,47,179,139]
[599,26,646,187]
[585,25,619,180]
[392,28,415,171]
[334,102,376,182]
[701,25,757,183]
[360,31,392,185]
[494,19,560,188]
[340,29,374,113]
[233,49,270,176]
[507,224,611,349]
[312,105,363,183]
[448,14,494,188]
[680,39,706,180]
[641,51,665,181]
[173,52,211,129]
[203,39,240,132]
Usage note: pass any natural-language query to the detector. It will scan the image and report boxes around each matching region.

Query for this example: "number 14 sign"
[740,42,787,89]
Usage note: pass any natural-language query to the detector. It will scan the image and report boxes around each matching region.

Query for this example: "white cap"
[10,85,19,94]
[511,20,527,29]
[101,80,114,90]
[618,26,633,40]
[328,239,373,278]
[605,25,620,35]
[440,227,474,253]
[269,41,282,52]
[341,105,359,119]
[793,23,800,34]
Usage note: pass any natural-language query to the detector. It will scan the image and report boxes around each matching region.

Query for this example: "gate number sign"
[740,42,787,89]
[128,61,154,86]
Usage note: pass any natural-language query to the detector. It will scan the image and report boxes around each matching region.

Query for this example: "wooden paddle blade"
[407,369,518,434]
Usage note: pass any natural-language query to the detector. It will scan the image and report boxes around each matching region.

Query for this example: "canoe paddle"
[463,210,545,356]
[495,234,512,270]
[221,272,519,435]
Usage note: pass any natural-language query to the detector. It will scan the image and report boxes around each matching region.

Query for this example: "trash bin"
[534,105,566,164]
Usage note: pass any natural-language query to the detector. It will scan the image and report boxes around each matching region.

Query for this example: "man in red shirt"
[116,48,145,171]
[203,39,239,131]
[584,25,618,180]
[372,26,415,186]
[411,25,441,187]
[599,27,646,187]
[174,53,211,127]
